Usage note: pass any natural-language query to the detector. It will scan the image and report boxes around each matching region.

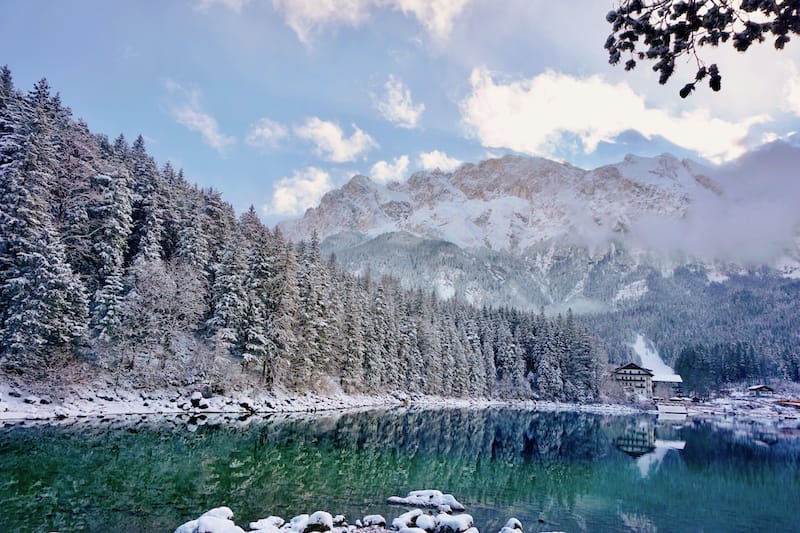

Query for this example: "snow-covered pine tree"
[88,169,133,341]
[207,233,248,355]
[128,135,163,263]
[0,90,88,372]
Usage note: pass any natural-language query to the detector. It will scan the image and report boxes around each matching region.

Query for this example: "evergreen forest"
[0,69,602,402]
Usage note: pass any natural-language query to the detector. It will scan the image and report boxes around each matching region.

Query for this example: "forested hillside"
[0,69,602,401]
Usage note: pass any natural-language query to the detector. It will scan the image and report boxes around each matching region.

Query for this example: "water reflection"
[613,417,688,478]
[0,408,799,533]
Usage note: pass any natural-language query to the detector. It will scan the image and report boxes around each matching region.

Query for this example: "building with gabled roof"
[613,363,654,396]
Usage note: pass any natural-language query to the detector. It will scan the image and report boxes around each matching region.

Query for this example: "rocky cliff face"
[279,149,800,312]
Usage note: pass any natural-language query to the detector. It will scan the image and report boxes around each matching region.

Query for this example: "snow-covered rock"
[388,490,465,512]
[250,516,285,531]
[305,511,334,532]
[361,515,386,527]
[433,513,473,533]
[332,515,347,527]
[415,515,437,532]
[392,509,423,530]
[191,391,203,408]
[196,515,245,533]
[174,507,239,533]
[175,519,199,533]
[289,514,310,532]
[399,528,428,533]
[501,518,522,531]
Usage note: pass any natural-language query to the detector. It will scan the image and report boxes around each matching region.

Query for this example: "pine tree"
[0,95,88,371]
[207,234,248,354]
[89,170,133,340]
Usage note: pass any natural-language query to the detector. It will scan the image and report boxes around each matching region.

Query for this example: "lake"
[1,408,798,532]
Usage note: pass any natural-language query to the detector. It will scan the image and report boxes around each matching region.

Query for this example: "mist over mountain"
[280,147,800,371]
[281,148,800,309]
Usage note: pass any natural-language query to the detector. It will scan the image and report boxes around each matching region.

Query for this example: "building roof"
[748,384,774,392]
[613,363,654,376]
[653,374,683,383]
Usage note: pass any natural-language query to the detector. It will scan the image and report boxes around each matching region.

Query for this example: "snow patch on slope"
[613,280,648,304]
[630,334,679,382]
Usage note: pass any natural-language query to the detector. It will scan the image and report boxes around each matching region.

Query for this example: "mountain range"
[280,144,800,314]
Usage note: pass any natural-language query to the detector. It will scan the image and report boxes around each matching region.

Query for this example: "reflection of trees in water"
[256,409,610,465]
[2,410,800,533]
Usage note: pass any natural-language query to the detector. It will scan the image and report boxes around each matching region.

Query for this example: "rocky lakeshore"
[0,374,640,426]
[173,491,561,533]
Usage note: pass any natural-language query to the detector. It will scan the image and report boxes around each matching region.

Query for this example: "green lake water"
[1,408,799,532]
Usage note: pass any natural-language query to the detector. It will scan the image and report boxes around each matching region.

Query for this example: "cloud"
[166,81,235,152]
[271,0,372,45]
[264,167,334,216]
[392,0,470,41]
[418,149,462,171]
[271,0,469,44]
[374,75,424,129]
[460,67,770,164]
[785,66,800,117]
[295,117,378,162]
[246,117,289,148]
[195,0,251,12]
[370,155,409,183]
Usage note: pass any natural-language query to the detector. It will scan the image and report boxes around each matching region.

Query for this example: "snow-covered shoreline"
[0,375,642,425]
[3,375,799,427]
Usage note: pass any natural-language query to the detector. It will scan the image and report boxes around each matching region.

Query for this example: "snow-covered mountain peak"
[279,153,721,252]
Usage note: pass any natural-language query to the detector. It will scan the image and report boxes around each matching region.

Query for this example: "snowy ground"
[682,392,800,425]
[0,371,642,425]
[0,364,641,425]
[3,373,798,427]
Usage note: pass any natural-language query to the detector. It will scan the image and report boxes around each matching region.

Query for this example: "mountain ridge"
[279,148,800,313]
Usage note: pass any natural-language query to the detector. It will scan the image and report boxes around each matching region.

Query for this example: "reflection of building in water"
[636,440,686,477]
[615,420,686,477]
[615,424,655,457]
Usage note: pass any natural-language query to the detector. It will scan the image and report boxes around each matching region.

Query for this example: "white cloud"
[785,65,800,117]
[246,117,289,148]
[166,81,235,152]
[375,75,424,129]
[295,117,378,162]
[271,0,469,44]
[264,167,334,216]
[271,0,372,45]
[391,0,470,41]
[418,149,462,171]
[370,155,410,182]
[460,67,770,163]
[195,0,251,12]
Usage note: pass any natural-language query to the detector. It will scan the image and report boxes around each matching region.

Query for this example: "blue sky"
[3,0,800,225]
